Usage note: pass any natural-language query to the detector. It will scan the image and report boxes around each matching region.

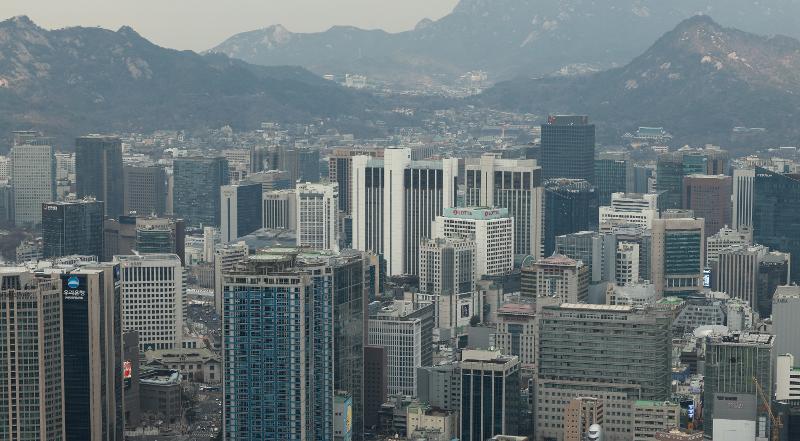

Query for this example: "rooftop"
[560,303,633,312]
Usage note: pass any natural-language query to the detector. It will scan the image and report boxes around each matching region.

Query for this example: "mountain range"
[0,16,387,145]
[211,0,800,86]
[477,15,800,148]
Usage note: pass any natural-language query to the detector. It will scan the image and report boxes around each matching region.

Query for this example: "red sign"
[123,361,132,379]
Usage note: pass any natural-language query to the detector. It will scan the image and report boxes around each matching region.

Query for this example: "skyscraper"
[732,168,755,232]
[42,199,105,260]
[0,269,64,441]
[123,165,166,216]
[103,215,185,263]
[418,236,477,330]
[75,135,124,219]
[753,167,800,283]
[296,182,339,252]
[279,146,321,185]
[352,148,458,276]
[173,157,230,227]
[460,349,521,441]
[682,174,732,236]
[543,178,598,256]
[432,206,514,277]
[651,217,705,298]
[464,153,545,258]
[11,131,56,228]
[223,249,334,440]
[541,115,596,183]
[520,254,589,303]
[220,182,263,243]
[328,147,383,215]
[262,189,297,230]
[594,151,633,205]
[598,192,659,233]
[115,254,184,351]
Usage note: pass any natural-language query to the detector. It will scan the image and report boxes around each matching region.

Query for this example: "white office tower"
[352,148,458,275]
[777,354,800,401]
[598,192,658,233]
[296,182,339,252]
[203,227,219,263]
[262,189,297,230]
[465,153,544,258]
[706,226,752,266]
[213,242,249,314]
[418,236,477,331]
[713,245,768,310]
[772,286,800,363]
[615,242,640,286]
[433,207,514,277]
[11,131,56,227]
[732,168,755,232]
[115,254,185,350]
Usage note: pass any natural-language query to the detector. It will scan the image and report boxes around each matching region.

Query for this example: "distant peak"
[6,15,38,28]
[415,18,434,31]
[676,14,719,29]
[117,25,142,37]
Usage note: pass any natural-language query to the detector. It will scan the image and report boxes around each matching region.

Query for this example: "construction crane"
[753,376,782,441]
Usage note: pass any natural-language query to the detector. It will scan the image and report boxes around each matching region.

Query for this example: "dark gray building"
[543,178,598,256]
[76,135,123,219]
[541,115,595,183]
[173,157,229,227]
[122,331,140,428]
[753,167,800,284]
[595,151,633,205]
[123,165,166,216]
[42,199,104,260]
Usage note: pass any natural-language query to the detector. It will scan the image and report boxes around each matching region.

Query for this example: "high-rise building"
[732,168,755,232]
[123,165,166,216]
[459,349,521,441]
[11,131,56,227]
[757,251,790,317]
[682,174,732,236]
[703,332,773,440]
[705,226,751,266]
[417,362,461,413]
[633,164,655,194]
[555,231,609,283]
[115,254,184,350]
[220,182,263,243]
[598,192,659,233]
[773,286,800,365]
[213,241,249,315]
[262,189,297,230]
[594,151,633,205]
[615,242,641,286]
[464,153,544,258]
[368,300,434,396]
[432,206,514,277]
[75,135,124,219]
[0,269,64,441]
[328,147,383,214]
[418,236,477,330]
[352,149,458,276]
[564,397,603,441]
[541,115,595,183]
[244,169,292,192]
[753,167,800,283]
[536,304,672,441]
[651,217,705,298]
[656,153,685,211]
[712,245,770,311]
[222,250,334,440]
[103,215,185,263]
[54,262,124,441]
[296,182,339,252]
[279,146,321,185]
[42,199,105,260]
[492,302,537,366]
[520,254,589,303]
[363,346,388,431]
[544,179,598,256]
[173,157,230,227]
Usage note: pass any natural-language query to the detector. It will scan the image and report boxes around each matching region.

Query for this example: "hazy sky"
[0,0,459,51]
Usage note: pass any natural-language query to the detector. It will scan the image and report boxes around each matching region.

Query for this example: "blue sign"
[688,404,695,419]
[67,276,80,289]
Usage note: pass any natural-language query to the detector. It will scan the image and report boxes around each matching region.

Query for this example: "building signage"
[62,274,87,301]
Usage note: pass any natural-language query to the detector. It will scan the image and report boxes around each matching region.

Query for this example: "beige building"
[406,402,457,441]
[520,254,589,303]
[651,218,705,298]
[564,397,604,441]
[144,347,222,384]
[633,401,680,440]
[493,302,537,367]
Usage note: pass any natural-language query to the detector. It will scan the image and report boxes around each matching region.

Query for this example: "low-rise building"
[633,401,681,440]
[144,347,221,384]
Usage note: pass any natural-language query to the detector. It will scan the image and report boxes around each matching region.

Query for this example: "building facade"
[42,199,105,260]
[460,349,521,441]
[651,218,705,298]
[541,115,596,183]
[753,167,800,283]
[521,254,589,303]
[220,182,263,243]
[296,182,339,252]
[433,206,514,277]
[173,157,230,227]
[418,236,477,331]
[123,165,166,216]
[11,132,56,227]
[75,135,124,219]
[544,179,598,256]
[682,174,732,236]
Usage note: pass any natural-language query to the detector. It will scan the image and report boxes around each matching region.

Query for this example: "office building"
[55,262,124,441]
[777,354,800,401]
[633,164,655,194]
[220,182,262,243]
[279,146,320,185]
[493,302,537,366]
[249,145,279,174]
[651,218,705,298]
[731,168,755,232]
[418,236,477,330]
[656,153,685,211]
[520,254,589,303]
[433,206,514,277]
[464,153,544,258]
[598,192,659,233]
[75,135,123,219]
[536,304,672,441]
[328,147,383,214]
[262,189,297,230]
[11,131,56,227]
[595,151,633,205]
[0,269,64,440]
[703,332,773,440]
[544,179,598,256]
[406,402,456,441]
[753,167,800,283]
[705,227,751,266]
[296,182,339,252]
[103,215,185,263]
[364,346,388,431]
[244,169,292,192]
[222,250,334,440]
[632,401,681,441]
[615,242,641,286]
[352,148,458,276]
[213,241,249,314]
[682,174,732,236]
[115,254,185,350]
[173,157,230,227]
[122,331,141,428]
[712,245,789,312]
[460,349,521,441]
[123,165,166,216]
[42,199,105,260]
[564,397,603,441]
[772,286,800,364]
[757,251,790,316]
[555,231,611,284]
[416,362,461,413]
[541,115,596,183]
[368,300,434,396]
